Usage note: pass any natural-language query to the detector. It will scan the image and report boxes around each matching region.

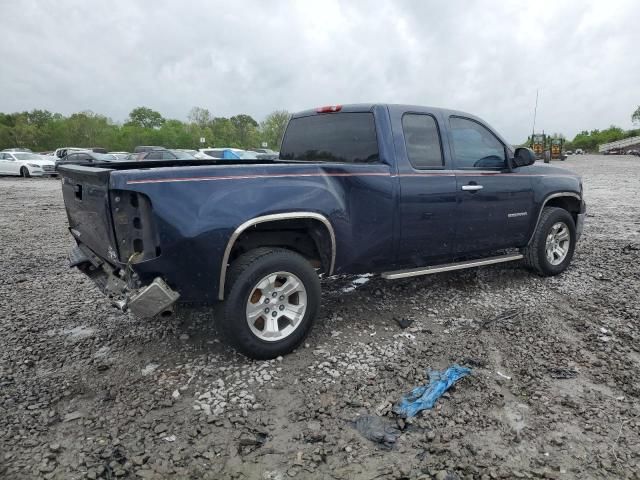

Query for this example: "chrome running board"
[381,253,524,280]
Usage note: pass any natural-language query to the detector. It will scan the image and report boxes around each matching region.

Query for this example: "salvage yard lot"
[1,155,639,479]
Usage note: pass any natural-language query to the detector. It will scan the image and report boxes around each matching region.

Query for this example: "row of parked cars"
[603,148,640,156]
[0,146,280,177]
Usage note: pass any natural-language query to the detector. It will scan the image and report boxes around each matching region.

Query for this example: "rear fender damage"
[69,244,179,318]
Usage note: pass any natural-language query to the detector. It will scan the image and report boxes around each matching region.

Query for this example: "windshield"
[14,153,44,160]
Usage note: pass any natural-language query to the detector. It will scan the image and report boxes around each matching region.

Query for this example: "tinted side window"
[280,112,379,163]
[402,114,443,168]
[450,117,506,169]
[162,151,176,160]
[204,150,223,158]
[146,151,162,160]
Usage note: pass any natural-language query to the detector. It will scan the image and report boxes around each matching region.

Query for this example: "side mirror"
[513,147,536,167]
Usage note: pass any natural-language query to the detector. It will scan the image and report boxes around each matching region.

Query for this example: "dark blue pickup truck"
[60,104,586,359]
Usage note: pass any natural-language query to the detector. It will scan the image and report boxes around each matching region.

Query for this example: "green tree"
[209,117,236,147]
[9,114,38,148]
[230,114,259,148]
[259,110,290,149]
[125,107,165,129]
[187,107,211,128]
[632,106,640,126]
[26,109,54,128]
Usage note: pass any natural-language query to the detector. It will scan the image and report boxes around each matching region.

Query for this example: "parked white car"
[0,152,57,177]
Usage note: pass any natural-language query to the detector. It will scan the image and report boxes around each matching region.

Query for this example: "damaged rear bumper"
[69,244,180,319]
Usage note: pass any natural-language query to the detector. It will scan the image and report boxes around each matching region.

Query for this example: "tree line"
[2,104,639,153]
[0,106,291,152]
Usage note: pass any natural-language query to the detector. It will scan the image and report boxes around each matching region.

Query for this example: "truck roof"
[290,103,476,119]
[289,103,511,149]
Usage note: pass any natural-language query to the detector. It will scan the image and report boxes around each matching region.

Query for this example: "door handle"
[462,185,483,191]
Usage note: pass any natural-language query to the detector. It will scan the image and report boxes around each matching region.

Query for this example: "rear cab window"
[402,113,444,169]
[280,112,379,163]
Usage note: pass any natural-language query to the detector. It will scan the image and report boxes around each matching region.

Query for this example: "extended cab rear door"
[392,107,458,267]
[445,115,534,255]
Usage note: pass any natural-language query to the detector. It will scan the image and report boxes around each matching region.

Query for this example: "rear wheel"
[522,207,576,276]
[217,248,321,359]
[20,167,31,178]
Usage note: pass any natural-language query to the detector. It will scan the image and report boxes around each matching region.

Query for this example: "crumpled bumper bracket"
[69,245,179,319]
[127,277,180,318]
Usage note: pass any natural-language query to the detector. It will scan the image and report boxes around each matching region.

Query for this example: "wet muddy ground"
[1,155,639,479]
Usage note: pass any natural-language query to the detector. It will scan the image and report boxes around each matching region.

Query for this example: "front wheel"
[20,167,31,178]
[522,207,576,276]
[217,248,321,359]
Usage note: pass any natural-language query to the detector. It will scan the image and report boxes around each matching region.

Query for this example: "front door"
[447,116,534,256]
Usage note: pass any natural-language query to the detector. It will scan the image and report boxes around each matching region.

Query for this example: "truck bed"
[65,158,303,171]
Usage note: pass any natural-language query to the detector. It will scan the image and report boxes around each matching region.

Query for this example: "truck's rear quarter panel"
[111,162,395,303]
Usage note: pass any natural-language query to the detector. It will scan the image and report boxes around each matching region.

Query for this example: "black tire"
[20,167,31,178]
[217,248,321,359]
[522,207,576,276]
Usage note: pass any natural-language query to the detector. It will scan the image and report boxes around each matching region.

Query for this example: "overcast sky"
[1,0,639,142]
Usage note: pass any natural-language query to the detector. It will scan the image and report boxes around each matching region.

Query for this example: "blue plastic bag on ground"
[393,364,471,418]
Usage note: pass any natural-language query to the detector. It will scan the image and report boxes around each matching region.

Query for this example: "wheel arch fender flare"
[218,212,336,300]
[527,192,581,245]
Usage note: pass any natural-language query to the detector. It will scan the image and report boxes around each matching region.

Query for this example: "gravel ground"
[1,155,639,480]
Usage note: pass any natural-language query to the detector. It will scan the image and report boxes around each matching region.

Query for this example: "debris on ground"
[482,308,520,328]
[394,317,414,329]
[393,365,471,418]
[353,415,400,447]
[548,367,578,379]
[463,357,487,368]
